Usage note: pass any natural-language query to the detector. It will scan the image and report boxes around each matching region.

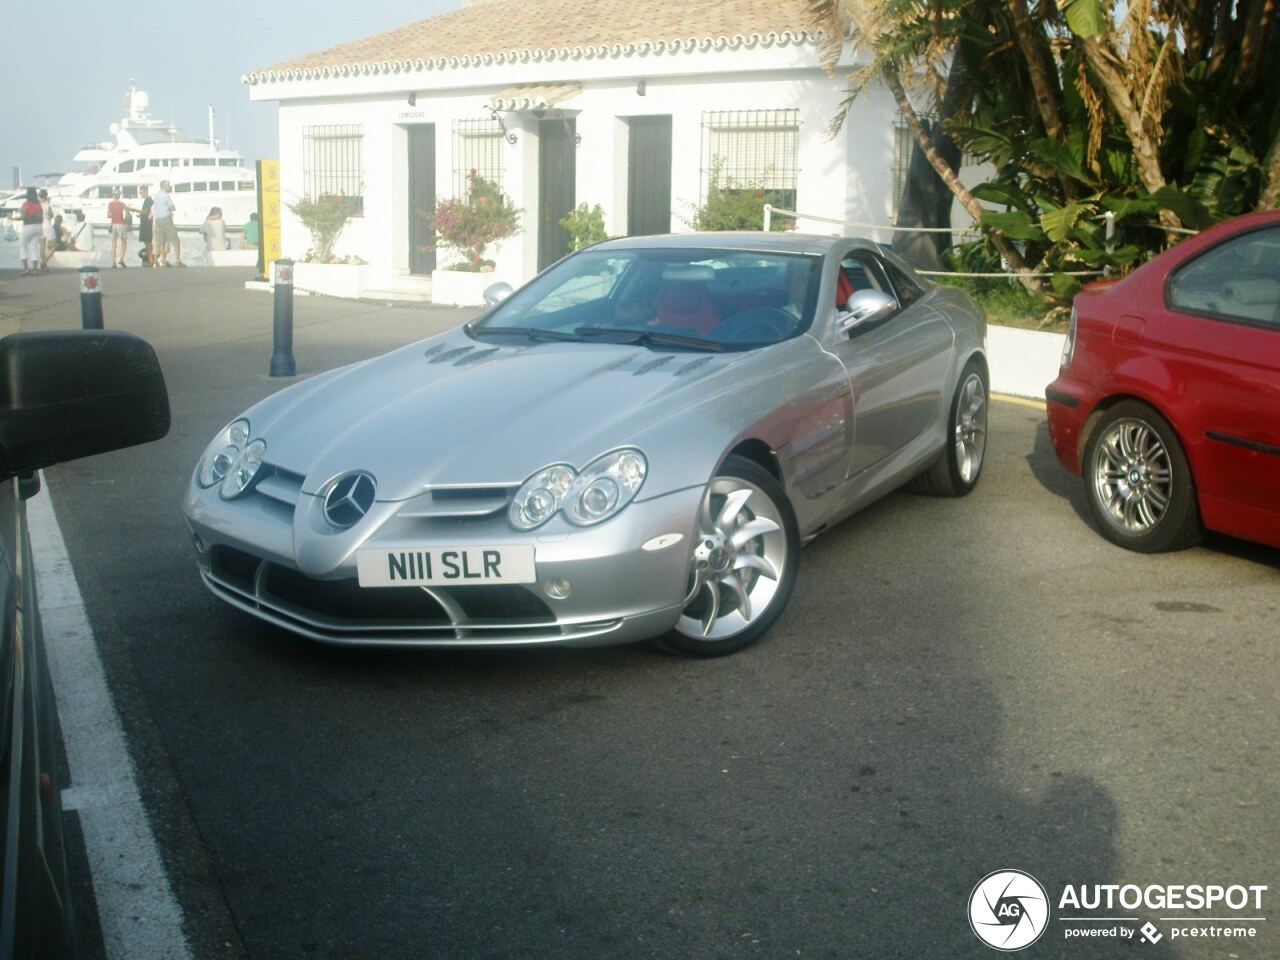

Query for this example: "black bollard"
[79,266,104,329]
[270,259,297,377]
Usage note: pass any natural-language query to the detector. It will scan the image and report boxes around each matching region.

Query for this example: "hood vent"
[424,343,507,367]
[634,355,673,376]
[427,345,480,364]
[603,353,720,377]
[675,356,715,377]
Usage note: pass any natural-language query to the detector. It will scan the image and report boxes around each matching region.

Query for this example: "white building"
[245,0,918,301]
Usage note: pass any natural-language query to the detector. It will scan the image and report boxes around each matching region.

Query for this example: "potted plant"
[287,193,367,297]
[425,172,522,304]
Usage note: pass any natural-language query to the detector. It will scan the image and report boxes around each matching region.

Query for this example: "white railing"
[762,204,1197,280]
[762,204,1099,279]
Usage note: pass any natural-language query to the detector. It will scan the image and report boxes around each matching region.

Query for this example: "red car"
[1046,210,1280,552]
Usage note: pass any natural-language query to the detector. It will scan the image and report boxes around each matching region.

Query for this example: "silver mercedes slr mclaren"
[182,233,988,656]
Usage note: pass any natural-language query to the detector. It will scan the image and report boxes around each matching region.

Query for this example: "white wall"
[270,45,903,292]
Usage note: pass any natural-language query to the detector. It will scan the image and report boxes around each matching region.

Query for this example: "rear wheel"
[1083,401,1200,552]
[909,359,988,496]
[661,456,799,658]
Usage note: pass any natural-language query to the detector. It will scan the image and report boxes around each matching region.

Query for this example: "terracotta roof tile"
[251,0,828,81]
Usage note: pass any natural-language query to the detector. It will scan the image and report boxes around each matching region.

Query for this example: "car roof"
[589,231,876,257]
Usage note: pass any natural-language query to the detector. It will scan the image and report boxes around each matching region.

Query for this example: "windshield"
[469,247,823,351]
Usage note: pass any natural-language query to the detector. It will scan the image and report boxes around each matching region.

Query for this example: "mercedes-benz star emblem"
[323,472,376,528]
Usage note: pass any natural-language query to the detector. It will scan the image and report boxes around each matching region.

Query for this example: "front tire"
[661,456,799,658]
[1083,401,1200,552]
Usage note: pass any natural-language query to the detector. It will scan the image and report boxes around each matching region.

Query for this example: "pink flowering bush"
[426,172,522,271]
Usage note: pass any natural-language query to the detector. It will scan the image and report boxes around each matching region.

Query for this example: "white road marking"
[28,483,193,960]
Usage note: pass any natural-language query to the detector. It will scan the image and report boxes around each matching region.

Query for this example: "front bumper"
[183,481,705,648]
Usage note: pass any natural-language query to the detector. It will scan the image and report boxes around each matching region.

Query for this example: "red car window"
[1167,225,1280,329]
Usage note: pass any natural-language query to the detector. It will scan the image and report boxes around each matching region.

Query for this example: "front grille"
[206,545,561,643]
[263,564,453,624]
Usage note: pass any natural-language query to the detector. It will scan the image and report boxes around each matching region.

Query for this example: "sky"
[4,0,464,186]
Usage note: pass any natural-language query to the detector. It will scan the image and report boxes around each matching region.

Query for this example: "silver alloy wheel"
[955,371,987,485]
[676,475,788,641]
[1091,417,1173,533]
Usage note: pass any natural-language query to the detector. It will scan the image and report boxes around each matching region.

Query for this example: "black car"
[0,330,169,958]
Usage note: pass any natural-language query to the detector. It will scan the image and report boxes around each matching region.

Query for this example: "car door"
[1,474,80,959]
[1161,223,1280,535]
[825,247,954,478]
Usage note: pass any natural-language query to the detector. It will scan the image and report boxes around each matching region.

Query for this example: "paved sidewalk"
[0,264,473,377]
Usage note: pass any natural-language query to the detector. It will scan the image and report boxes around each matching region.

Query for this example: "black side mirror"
[0,330,170,480]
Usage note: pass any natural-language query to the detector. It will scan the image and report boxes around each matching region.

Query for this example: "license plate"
[356,545,536,587]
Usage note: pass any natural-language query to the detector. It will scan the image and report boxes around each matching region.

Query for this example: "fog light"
[544,577,572,600]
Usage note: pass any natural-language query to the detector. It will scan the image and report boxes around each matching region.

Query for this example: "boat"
[52,82,258,230]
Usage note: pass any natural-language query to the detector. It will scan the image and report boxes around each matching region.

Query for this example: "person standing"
[38,189,56,273]
[151,180,183,266]
[135,185,154,265]
[18,187,43,275]
[107,188,128,267]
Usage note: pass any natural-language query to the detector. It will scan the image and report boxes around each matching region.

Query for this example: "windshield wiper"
[469,325,585,343]
[574,326,726,352]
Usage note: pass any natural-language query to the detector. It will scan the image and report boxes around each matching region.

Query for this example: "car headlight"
[219,439,266,500]
[509,449,647,530]
[196,419,250,488]
[563,450,647,526]
[509,463,576,530]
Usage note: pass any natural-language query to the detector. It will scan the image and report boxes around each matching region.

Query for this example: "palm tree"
[810,0,1280,296]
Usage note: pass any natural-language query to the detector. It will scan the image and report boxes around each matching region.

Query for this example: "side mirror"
[839,289,897,335]
[483,282,514,307]
[0,330,170,480]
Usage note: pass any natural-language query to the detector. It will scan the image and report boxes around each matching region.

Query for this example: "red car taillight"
[1059,305,1077,369]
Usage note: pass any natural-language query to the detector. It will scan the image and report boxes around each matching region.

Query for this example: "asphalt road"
[10,266,1278,959]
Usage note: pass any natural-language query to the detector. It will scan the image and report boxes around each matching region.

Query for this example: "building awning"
[489,82,582,112]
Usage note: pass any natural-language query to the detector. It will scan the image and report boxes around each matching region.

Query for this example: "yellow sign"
[257,159,282,280]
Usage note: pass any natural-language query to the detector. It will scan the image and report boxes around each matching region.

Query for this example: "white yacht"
[55,83,258,229]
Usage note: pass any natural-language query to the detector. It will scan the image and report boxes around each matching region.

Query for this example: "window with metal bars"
[893,116,913,224]
[302,124,364,214]
[700,109,799,210]
[452,119,506,196]
[893,113,976,223]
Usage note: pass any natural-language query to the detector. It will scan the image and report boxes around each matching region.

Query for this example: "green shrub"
[685,157,789,231]
[560,203,610,250]
[288,193,357,262]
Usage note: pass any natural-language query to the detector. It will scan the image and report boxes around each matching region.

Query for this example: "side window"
[881,259,924,308]
[840,252,922,310]
[1168,226,1280,328]
[840,256,888,296]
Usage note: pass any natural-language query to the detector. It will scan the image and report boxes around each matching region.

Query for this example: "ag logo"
[969,869,1050,951]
